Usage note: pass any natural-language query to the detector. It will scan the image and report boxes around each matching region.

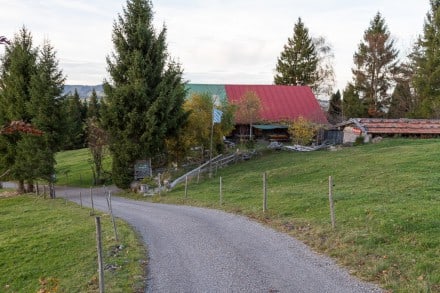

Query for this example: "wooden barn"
[335,118,440,144]
[186,84,328,141]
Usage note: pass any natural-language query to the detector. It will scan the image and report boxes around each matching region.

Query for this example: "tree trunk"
[18,180,25,194]
[27,180,34,193]
[49,181,55,199]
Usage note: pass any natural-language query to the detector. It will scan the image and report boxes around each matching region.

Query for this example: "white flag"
[213,108,223,123]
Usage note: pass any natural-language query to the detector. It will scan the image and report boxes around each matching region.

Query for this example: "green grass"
[0,194,146,292]
[151,138,440,292]
[55,148,111,187]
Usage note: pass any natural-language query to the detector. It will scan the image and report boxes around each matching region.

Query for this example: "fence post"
[90,187,95,215]
[158,173,162,196]
[79,191,83,208]
[263,172,267,212]
[107,191,119,242]
[328,176,336,229]
[184,176,188,198]
[219,176,223,205]
[95,217,105,293]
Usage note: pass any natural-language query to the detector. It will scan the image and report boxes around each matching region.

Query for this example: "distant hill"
[63,84,104,99]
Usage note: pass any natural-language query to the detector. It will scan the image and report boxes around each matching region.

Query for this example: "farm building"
[186,84,328,140]
[335,118,440,144]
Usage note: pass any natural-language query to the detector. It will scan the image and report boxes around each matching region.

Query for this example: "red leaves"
[0,120,44,136]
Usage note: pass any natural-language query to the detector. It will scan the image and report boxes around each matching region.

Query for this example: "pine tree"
[388,61,417,118]
[63,89,85,150]
[274,18,318,86]
[29,41,66,152]
[327,90,343,124]
[101,0,188,188]
[27,40,65,191]
[0,27,38,193]
[412,1,440,117]
[0,30,65,194]
[352,12,399,117]
[87,88,100,119]
[342,83,367,119]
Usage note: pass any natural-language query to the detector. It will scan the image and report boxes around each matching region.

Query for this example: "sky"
[0,0,431,96]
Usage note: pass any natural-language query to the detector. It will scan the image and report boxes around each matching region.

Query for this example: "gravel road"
[56,186,382,293]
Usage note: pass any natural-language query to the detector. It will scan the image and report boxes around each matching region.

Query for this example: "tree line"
[275,1,440,123]
[2,0,440,191]
[0,27,103,193]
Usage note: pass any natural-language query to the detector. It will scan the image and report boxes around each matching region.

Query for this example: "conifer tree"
[388,61,417,118]
[342,83,366,119]
[0,27,38,193]
[274,18,318,87]
[101,0,187,188]
[0,29,65,194]
[352,12,399,117]
[412,1,440,117]
[327,90,343,124]
[87,88,100,119]
[27,40,66,193]
[63,89,85,150]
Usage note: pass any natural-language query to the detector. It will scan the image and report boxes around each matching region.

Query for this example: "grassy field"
[148,139,440,292]
[0,194,146,292]
[53,139,440,292]
[55,148,112,187]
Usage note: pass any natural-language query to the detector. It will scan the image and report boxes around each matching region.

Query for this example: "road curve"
[58,186,382,293]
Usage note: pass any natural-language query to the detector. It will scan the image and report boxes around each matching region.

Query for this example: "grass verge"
[0,194,146,292]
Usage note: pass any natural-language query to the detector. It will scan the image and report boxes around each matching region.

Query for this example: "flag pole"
[209,105,215,178]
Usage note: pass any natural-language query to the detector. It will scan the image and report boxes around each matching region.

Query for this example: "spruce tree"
[388,61,417,118]
[327,90,343,124]
[0,27,38,193]
[352,12,399,117]
[87,88,100,119]
[412,1,440,117]
[102,0,187,188]
[0,30,65,193]
[342,83,367,119]
[274,18,318,86]
[29,41,66,152]
[63,89,85,150]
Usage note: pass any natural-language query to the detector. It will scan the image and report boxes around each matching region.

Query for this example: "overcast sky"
[0,0,431,95]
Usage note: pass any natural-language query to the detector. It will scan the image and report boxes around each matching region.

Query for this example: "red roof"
[358,118,440,134]
[225,85,328,124]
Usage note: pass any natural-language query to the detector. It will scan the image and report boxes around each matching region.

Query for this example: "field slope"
[158,139,440,292]
[0,195,146,292]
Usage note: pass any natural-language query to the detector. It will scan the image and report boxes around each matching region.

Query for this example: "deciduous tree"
[288,116,317,145]
[234,90,261,140]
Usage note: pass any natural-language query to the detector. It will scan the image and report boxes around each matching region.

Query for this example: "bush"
[354,136,365,146]
[288,116,318,145]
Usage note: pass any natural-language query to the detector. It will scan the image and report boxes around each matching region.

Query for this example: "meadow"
[53,139,440,292]
[153,139,440,292]
[0,194,146,292]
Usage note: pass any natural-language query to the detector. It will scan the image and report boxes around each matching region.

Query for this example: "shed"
[336,118,440,144]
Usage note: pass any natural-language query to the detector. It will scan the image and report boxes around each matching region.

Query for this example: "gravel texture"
[57,186,383,293]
